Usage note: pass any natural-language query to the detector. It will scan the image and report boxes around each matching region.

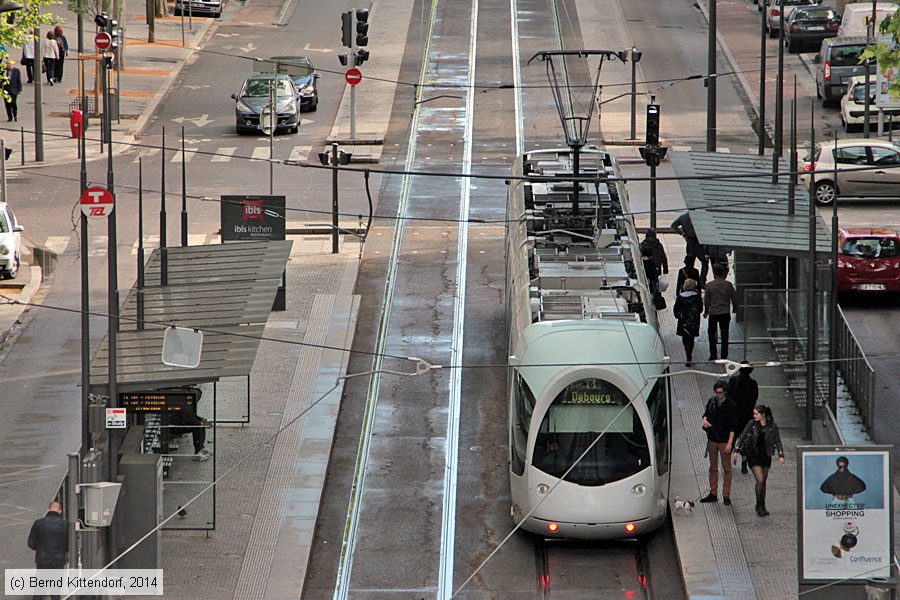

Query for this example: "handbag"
[40,62,45,73]
[653,292,667,310]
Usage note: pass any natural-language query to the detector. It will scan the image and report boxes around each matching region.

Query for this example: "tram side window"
[646,377,669,476]
[511,373,536,476]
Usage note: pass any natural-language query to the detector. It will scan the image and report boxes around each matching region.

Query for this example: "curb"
[696,0,777,144]
[0,265,43,351]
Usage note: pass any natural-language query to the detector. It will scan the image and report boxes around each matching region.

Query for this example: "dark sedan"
[265,56,319,112]
[785,6,839,52]
[231,74,301,135]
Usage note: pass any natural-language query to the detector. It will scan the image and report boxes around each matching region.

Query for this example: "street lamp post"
[758,1,767,155]
[774,0,785,175]
[707,0,717,151]
[629,47,642,140]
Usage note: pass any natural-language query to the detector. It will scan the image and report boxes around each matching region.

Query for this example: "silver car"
[0,202,23,279]
[766,0,820,37]
[802,139,900,204]
[231,74,301,135]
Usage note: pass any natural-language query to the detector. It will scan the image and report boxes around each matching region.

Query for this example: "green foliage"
[861,9,900,99]
[2,0,61,58]
[67,0,109,20]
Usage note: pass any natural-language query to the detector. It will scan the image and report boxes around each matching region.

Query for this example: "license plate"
[859,283,886,291]
[809,26,825,31]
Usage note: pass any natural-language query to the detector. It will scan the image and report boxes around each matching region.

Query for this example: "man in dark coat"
[3,61,22,122]
[728,361,759,473]
[671,212,708,286]
[27,500,68,595]
[640,228,668,276]
[700,381,738,505]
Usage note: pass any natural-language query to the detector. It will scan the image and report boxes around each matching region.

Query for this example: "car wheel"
[769,27,777,39]
[290,125,299,134]
[310,101,317,112]
[813,180,837,206]
[816,87,822,99]
[4,253,18,280]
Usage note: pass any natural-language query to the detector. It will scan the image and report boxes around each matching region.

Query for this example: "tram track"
[535,538,654,599]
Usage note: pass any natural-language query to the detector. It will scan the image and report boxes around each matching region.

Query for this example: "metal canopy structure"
[89,240,292,394]
[672,152,832,257]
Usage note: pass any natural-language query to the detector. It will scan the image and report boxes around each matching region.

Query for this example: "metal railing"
[833,304,877,432]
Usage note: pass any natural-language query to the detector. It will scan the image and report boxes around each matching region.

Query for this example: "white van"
[837,3,899,38]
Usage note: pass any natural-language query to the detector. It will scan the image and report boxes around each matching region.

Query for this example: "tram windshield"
[532,378,649,486]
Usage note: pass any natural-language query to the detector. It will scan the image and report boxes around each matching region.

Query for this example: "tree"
[861,8,900,99]
[1,0,60,61]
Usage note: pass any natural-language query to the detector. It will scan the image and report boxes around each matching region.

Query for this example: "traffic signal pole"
[350,24,356,139]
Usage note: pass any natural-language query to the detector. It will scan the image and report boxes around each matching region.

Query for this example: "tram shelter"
[671,151,848,438]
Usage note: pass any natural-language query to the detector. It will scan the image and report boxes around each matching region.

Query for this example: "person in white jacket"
[20,38,34,83]
[40,31,58,86]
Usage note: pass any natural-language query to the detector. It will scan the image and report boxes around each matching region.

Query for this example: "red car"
[837,228,900,294]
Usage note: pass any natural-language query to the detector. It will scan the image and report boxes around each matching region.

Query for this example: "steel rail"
[437,0,479,596]
[330,1,442,597]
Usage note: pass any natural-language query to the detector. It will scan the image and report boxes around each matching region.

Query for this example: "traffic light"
[338,53,348,66]
[355,8,369,47]
[341,11,353,48]
[354,49,369,66]
[646,103,660,146]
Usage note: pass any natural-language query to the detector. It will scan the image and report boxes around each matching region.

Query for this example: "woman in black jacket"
[673,278,702,365]
[732,404,785,517]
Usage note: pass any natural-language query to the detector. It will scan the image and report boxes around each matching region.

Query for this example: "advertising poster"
[800,447,892,582]
[220,195,286,242]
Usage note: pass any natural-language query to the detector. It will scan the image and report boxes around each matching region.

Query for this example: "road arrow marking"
[184,84,211,90]
[303,43,332,53]
[215,32,239,38]
[172,114,214,128]
[239,42,258,54]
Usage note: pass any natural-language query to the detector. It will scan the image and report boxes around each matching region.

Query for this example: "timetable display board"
[119,390,198,413]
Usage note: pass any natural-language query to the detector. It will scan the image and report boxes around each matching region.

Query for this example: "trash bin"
[866,578,895,600]
[108,87,120,121]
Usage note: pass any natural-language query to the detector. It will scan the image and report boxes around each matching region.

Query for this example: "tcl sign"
[80,186,114,219]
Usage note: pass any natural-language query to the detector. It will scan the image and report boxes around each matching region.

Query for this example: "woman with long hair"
[40,30,58,86]
[732,404,785,516]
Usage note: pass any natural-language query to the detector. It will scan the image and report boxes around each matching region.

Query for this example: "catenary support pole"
[137,158,145,330]
[829,130,839,417]
[80,90,89,455]
[649,162,657,230]
[773,3,785,180]
[630,47,638,140]
[34,28,43,161]
[805,151,818,441]
[707,0,716,151]
[181,126,187,246]
[160,126,168,285]
[332,142,339,253]
[758,1,767,155]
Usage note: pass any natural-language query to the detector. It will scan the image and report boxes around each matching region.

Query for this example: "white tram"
[506,148,671,540]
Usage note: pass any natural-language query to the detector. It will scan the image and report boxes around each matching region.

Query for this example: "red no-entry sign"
[81,186,114,219]
[345,68,362,86]
[95,32,112,51]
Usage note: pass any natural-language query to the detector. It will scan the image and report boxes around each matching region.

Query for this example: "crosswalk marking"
[131,235,159,255]
[132,148,161,163]
[250,146,270,161]
[89,235,108,257]
[44,236,70,256]
[170,149,198,163]
[211,147,237,162]
[288,145,311,162]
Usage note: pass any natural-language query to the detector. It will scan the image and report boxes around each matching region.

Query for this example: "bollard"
[19,126,23,165]
[865,577,895,600]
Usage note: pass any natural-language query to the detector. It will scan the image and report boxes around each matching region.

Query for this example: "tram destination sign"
[119,389,199,413]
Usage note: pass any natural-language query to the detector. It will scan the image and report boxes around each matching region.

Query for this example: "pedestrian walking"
[673,278,702,365]
[675,254,701,296]
[671,212,708,287]
[3,61,22,122]
[27,500,67,598]
[40,31,58,86]
[700,381,738,505]
[732,404,785,517]
[728,361,759,474]
[53,26,67,83]
[20,39,34,83]
[703,263,738,360]
[640,228,668,276]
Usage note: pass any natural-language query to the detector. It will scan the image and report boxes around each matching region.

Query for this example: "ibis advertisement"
[800,447,892,582]
[220,195,285,242]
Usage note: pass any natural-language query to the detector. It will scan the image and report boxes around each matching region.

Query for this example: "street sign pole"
[332,142,339,253]
[350,9,356,140]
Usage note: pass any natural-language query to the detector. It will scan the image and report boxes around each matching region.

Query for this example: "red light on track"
[547,522,559,533]
[625,522,636,533]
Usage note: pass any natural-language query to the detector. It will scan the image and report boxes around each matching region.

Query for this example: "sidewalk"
[5,0,217,169]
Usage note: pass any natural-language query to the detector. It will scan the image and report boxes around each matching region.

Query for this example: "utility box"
[81,482,122,527]
[114,454,163,569]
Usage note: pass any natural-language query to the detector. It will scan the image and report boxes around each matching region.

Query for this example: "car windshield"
[796,8,833,19]
[830,45,867,67]
[242,79,293,98]
[532,378,650,487]
[842,237,900,258]
[851,84,875,104]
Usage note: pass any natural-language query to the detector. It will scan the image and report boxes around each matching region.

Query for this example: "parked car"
[0,202,22,279]
[784,5,839,52]
[767,0,821,38]
[265,56,319,112]
[801,139,900,204]
[837,227,900,294]
[174,0,222,18]
[841,76,877,132]
[815,37,874,107]
[836,2,898,38]
[231,74,300,135]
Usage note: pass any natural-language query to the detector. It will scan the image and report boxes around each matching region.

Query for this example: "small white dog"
[673,497,695,516]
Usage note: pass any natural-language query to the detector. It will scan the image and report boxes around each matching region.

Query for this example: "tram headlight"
[631,483,647,496]
[537,483,550,495]
[625,522,636,534]
[547,522,559,533]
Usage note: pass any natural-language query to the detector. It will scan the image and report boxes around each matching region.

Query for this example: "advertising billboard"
[799,446,893,584]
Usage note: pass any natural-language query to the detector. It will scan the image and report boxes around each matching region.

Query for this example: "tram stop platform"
[655,232,899,600]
